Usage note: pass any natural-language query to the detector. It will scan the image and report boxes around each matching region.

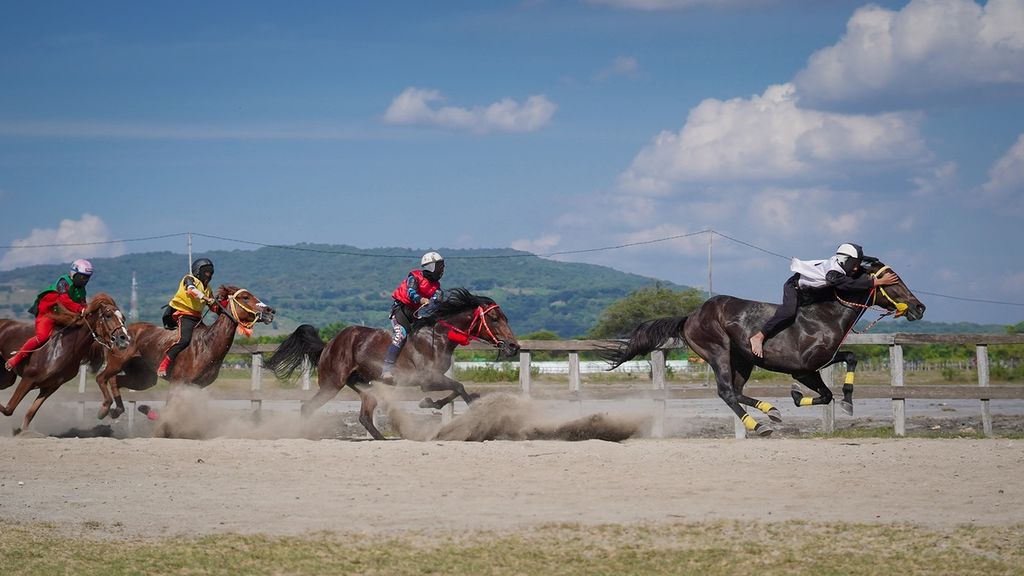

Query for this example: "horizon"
[1,1,1022,325]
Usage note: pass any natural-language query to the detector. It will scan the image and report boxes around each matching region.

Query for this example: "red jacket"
[392,270,441,309]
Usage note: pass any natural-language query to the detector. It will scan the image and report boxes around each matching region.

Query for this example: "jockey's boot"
[156,356,172,378]
[380,344,402,383]
[5,349,30,373]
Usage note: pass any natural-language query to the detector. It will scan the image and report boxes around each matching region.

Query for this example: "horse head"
[214,285,276,331]
[413,287,521,358]
[83,293,131,351]
[859,260,926,321]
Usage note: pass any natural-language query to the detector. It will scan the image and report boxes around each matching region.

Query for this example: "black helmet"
[191,258,215,278]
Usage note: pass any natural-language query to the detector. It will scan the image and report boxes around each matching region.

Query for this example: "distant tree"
[520,330,560,340]
[588,285,705,339]
[1007,321,1024,334]
[319,321,348,341]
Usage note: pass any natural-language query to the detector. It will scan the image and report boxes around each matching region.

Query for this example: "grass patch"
[1,520,1022,576]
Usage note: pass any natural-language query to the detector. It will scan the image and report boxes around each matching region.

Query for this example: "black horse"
[266,288,520,440]
[603,260,925,436]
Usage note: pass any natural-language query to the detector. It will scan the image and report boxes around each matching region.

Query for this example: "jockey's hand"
[203,297,216,307]
[873,271,899,287]
[420,297,431,307]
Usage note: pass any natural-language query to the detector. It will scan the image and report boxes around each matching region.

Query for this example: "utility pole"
[706,228,713,297]
[187,232,193,270]
[130,272,138,320]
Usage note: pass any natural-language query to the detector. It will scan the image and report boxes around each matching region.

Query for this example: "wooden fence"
[70,333,1024,438]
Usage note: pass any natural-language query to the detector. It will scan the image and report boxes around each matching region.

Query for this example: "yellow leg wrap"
[755,400,774,413]
[799,397,814,407]
[741,414,757,430]
[845,372,855,384]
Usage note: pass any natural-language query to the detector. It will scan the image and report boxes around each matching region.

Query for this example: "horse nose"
[916,303,926,317]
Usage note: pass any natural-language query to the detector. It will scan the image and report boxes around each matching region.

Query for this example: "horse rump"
[600,316,688,369]
[265,324,326,380]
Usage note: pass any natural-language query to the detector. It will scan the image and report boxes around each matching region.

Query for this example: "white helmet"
[420,251,445,280]
[421,251,443,272]
[835,243,863,274]
[70,258,94,276]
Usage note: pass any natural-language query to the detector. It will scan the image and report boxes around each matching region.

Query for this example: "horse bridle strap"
[224,289,262,330]
[872,265,909,317]
[439,304,502,347]
[81,304,129,350]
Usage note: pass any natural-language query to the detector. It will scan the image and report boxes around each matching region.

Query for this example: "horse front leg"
[419,375,478,410]
[731,357,782,425]
[790,372,834,408]
[17,386,57,435]
[832,351,856,415]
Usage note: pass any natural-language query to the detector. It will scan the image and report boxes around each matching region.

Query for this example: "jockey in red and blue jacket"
[5,259,92,373]
[380,252,444,382]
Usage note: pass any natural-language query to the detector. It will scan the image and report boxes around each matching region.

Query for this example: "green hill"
[0,245,688,338]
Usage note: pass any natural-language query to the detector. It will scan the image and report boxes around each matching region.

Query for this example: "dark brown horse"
[267,288,520,440]
[0,294,131,433]
[94,285,275,419]
[604,260,926,436]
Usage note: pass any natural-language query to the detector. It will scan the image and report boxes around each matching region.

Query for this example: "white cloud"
[586,0,772,9]
[595,56,639,81]
[794,0,1024,109]
[618,83,928,193]
[0,214,125,270]
[510,234,562,255]
[911,161,958,197]
[978,133,1024,214]
[383,87,556,134]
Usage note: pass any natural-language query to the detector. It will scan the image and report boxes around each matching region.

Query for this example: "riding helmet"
[421,251,444,280]
[191,258,215,278]
[70,258,94,276]
[835,243,864,275]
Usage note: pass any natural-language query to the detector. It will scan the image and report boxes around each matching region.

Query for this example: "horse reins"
[438,304,503,347]
[221,289,265,331]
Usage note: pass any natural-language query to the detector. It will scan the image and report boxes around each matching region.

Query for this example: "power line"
[2,229,1022,309]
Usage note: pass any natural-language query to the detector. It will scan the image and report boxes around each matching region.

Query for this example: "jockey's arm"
[53,283,86,314]
[405,273,428,307]
[824,270,874,292]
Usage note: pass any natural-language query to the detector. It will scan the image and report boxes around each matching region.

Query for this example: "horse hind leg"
[832,351,857,416]
[420,376,477,410]
[713,362,772,437]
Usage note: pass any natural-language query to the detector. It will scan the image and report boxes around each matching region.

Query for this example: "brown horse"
[94,285,275,419]
[604,260,926,436]
[267,288,520,440]
[0,294,131,433]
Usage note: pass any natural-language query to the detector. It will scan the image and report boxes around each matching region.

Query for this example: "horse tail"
[266,324,325,380]
[601,316,689,370]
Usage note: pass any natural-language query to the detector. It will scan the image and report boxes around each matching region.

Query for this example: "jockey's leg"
[159,314,199,378]
[6,315,55,372]
[380,318,406,383]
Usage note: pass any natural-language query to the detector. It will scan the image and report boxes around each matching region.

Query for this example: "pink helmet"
[70,259,94,276]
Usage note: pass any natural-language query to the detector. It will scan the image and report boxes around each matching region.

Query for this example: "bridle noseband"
[219,289,268,331]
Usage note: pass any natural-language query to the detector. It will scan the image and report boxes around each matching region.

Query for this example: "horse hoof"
[755,424,773,437]
[839,400,853,416]
[97,407,110,420]
[419,398,438,410]
[109,407,124,420]
[767,407,783,423]
[790,384,803,407]
[467,392,481,403]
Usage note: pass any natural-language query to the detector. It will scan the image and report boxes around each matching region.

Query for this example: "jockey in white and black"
[750,243,899,358]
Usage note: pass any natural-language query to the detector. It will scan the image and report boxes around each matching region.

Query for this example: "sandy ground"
[1,435,1022,538]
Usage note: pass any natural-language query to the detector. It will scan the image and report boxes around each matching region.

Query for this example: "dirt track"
[1,436,1021,538]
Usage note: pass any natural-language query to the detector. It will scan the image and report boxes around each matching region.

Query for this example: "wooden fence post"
[519,350,531,394]
[568,351,581,415]
[821,363,835,434]
[977,344,992,437]
[77,364,87,426]
[651,349,666,438]
[251,352,262,413]
[301,356,311,391]
[890,344,905,436]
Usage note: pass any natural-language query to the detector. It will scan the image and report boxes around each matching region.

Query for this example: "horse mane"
[411,288,496,331]
[214,285,243,300]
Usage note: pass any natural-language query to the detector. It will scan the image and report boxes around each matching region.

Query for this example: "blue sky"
[1,0,1022,325]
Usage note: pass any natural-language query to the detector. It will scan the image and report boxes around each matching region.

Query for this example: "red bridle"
[438,304,503,346]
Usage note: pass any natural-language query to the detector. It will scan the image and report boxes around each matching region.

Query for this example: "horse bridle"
[82,303,130,350]
[438,304,504,347]
[834,265,911,330]
[219,289,269,331]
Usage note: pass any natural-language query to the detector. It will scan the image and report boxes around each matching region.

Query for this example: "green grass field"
[2,520,1022,575]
